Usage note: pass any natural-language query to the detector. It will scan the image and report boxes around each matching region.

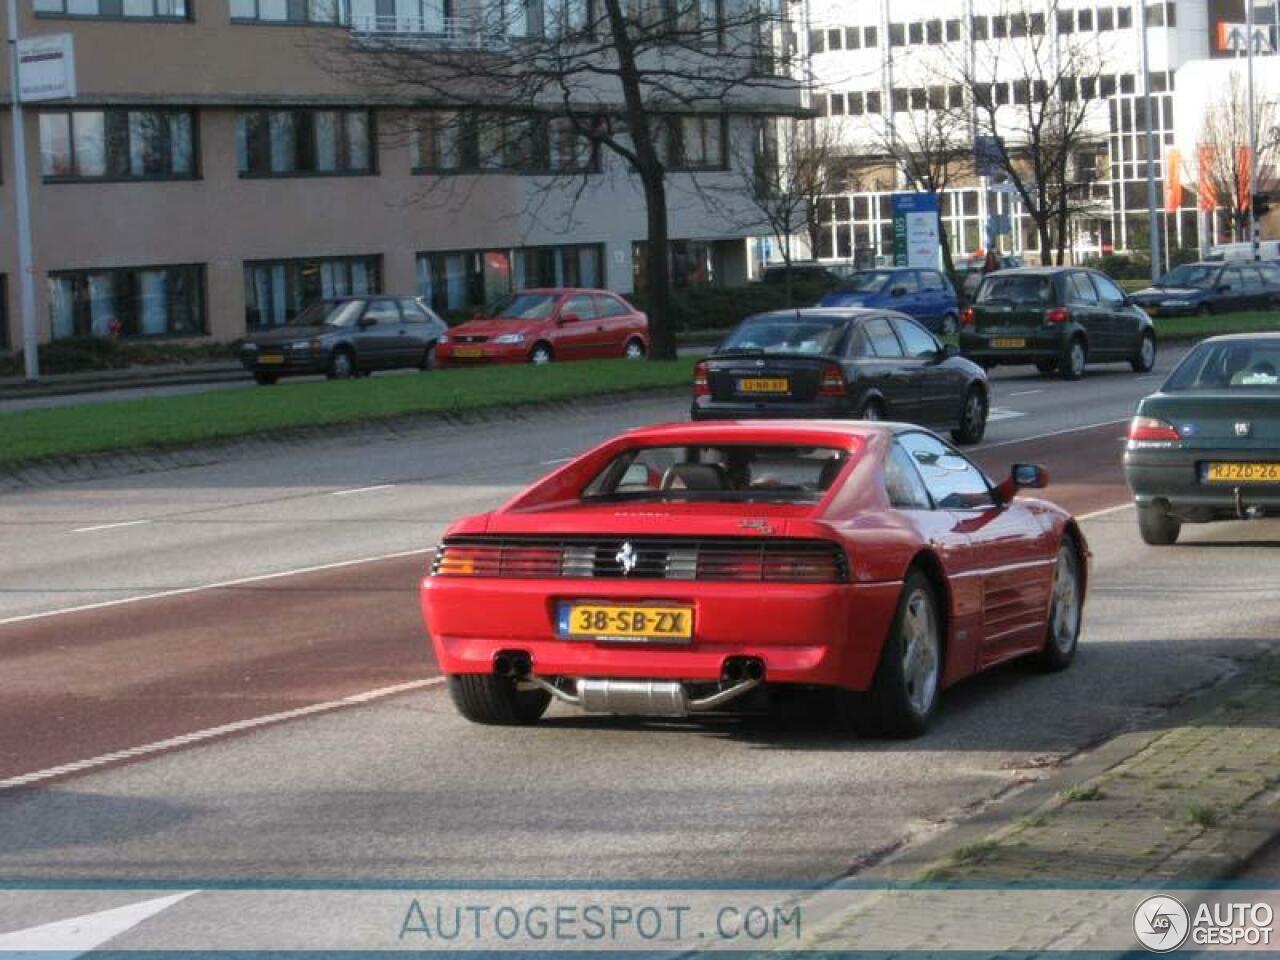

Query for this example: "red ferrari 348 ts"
[422,420,1089,737]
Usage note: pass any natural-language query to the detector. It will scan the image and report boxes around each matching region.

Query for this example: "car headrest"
[661,463,728,491]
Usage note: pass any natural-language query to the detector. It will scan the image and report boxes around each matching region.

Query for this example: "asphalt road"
[3,342,1277,901]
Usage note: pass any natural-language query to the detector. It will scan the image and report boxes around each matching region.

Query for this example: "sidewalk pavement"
[803,657,1280,952]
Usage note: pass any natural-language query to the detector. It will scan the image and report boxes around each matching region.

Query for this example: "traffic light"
[1253,192,1272,218]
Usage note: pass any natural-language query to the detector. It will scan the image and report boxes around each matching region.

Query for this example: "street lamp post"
[1138,0,1161,284]
[6,0,40,381]
[1248,0,1261,260]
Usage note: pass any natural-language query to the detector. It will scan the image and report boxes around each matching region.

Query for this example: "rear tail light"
[1127,415,1182,448]
[433,543,563,577]
[961,307,975,327]
[1046,307,1071,324]
[693,360,710,398]
[819,364,847,398]
[696,545,847,583]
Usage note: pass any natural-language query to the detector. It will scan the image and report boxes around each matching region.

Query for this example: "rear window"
[976,275,1055,305]
[583,445,853,504]
[1165,340,1280,391]
[720,317,847,355]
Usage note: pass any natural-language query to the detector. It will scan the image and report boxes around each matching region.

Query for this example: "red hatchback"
[422,420,1089,738]
[434,288,650,366]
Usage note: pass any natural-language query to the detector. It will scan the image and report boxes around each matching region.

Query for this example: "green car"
[1124,333,1280,545]
[959,267,1157,380]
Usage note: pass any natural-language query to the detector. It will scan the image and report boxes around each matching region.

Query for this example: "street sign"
[17,34,76,102]
[891,193,940,270]
[1217,22,1272,54]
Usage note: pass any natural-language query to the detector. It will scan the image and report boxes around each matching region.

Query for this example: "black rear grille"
[432,536,848,583]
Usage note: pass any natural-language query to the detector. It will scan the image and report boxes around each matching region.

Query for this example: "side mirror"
[560,313,581,325]
[995,463,1049,503]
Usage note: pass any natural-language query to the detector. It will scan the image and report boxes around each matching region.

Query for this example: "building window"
[866,90,881,114]
[244,255,381,327]
[808,27,824,52]
[410,111,598,174]
[415,244,602,314]
[1118,5,1131,28]
[907,21,922,44]
[863,24,876,46]
[1098,7,1114,30]
[49,264,205,339]
[944,18,960,41]
[826,27,842,49]
[39,109,195,180]
[236,109,373,177]
[925,19,941,43]
[34,0,187,17]
[659,115,725,170]
[1077,8,1093,30]
[970,15,987,40]
[888,22,904,46]
[230,0,344,22]
[844,25,860,48]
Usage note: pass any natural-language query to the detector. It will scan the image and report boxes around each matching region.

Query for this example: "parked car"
[423,419,1087,737]
[1130,261,1280,317]
[955,254,1025,303]
[760,262,854,287]
[959,267,1157,380]
[819,268,961,335]
[238,296,447,386]
[692,308,990,444]
[1124,333,1280,545]
[1206,241,1280,261]
[434,289,649,367]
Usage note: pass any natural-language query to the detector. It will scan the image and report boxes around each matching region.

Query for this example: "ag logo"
[614,541,638,575]
[1134,895,1190,952]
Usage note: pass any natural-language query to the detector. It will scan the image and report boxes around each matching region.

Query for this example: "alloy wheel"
[900,589,940,717]
[1050,543,1081,655]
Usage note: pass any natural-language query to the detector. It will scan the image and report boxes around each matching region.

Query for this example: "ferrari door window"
[898,432,994,510]
[885,442,932,508]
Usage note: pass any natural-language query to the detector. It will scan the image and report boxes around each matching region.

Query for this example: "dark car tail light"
[693,361,710,398]
[1127,415,1182,448]
[1046,307,1071,324]
[819,364,847,398]
[961,307,975,327]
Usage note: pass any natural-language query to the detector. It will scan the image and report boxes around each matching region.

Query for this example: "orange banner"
[1164,148,1182,212]
[1199,144,1218,213]
[1237,144,1253,211]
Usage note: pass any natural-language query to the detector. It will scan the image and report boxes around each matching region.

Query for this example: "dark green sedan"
[1124,333,1280,544]
[960,267,1156,380]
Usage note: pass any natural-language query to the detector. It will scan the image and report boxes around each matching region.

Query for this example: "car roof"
[618,419,904,451]
[987,266,1076,276]
[517,287,618,295]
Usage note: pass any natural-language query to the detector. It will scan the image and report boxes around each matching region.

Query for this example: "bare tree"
[313,0,803,360]
[874,104,972,279]
[936,1,1107,265]
[722,115,843,304]
[1194,72,1280,242]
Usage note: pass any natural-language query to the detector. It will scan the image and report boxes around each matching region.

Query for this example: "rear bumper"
[691,397,852,420]
[421,576,901,691]
[1125,450,1280,516]
[959,330,1064,364]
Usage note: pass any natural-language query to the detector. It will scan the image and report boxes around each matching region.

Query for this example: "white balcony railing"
[350,14,508,48]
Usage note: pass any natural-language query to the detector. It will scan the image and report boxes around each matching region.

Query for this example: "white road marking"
[1077,502,1135,521]
[978,418,1128,450]
[0,677,446,793]
[540,456,575,465]
[1008,389,1044,397]
[330,483,395,497]
[0,891,197,954]
[987,407,1025,422]
[72,519,151,534]
[0,547,435,627]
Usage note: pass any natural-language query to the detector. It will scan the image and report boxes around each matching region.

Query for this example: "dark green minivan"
[959,267,1157,380]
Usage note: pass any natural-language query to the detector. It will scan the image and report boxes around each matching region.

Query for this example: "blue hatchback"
[818,268,961,335]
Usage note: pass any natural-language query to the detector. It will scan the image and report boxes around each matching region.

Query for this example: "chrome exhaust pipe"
[687,678,760,712]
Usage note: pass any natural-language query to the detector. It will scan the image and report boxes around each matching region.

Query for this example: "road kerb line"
[978,418,1128,450]
[72,519,152,534]
[330,484,396,497]
[1076,502,1135,521]
[0,677,446,792]
[0,547,435,627]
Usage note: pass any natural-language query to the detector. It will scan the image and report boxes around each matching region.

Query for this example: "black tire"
[838,570,942,739]
[447,674,551,726]
[624,337,646,360]
[419,344,436,371]
[529,342,554,365]
[327,347,357,380]
[1137,504,1182,546]
[857,397,885,422]
[253,372,278,386]
[1036,535,1083,672]
[951,386,988,445]
[1130,331,1157,373]
[1035,360,1058,375]
[1059,337,1086,381]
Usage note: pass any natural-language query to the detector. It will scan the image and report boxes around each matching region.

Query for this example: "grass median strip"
[0,359,696,465]
[1152,311,1280,341]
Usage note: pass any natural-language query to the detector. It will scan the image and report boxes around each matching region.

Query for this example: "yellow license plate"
[738,377,790,394]
[1205,462,1280,483]
[991,338,1026,349]
[258,354,285,365]
[557,603,693,642]
[453,346,483,358]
